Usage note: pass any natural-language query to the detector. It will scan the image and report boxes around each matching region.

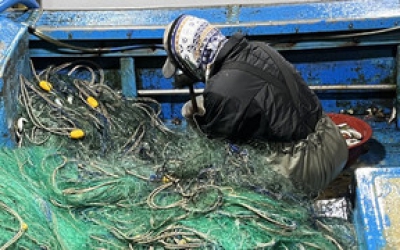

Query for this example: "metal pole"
[137,84,396,96]
[396,45,400,129]
[188,85,198,113]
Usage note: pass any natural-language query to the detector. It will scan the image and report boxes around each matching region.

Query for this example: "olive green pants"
[264,113,349,193]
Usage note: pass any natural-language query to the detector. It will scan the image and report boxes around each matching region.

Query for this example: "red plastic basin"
[327,113,373,167]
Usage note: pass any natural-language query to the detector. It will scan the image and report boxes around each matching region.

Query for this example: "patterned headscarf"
[162,15,227,81]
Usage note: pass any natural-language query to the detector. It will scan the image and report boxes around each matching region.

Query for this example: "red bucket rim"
[327,113,373,150]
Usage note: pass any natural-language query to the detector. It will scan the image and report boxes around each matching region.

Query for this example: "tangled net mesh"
[0,61,357,249]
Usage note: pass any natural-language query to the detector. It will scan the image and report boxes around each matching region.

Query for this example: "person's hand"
[181,96,205,119]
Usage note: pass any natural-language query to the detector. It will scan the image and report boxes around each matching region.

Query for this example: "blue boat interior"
[2,1,400,248]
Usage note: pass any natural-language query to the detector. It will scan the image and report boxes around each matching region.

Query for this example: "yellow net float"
[39,81,53,92]
[21,222,28,231]
[70,129,85,139]
[86,96,99,108]
[161,176,170,183]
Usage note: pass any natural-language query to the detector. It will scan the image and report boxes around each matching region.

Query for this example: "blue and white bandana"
[162,15,227,81]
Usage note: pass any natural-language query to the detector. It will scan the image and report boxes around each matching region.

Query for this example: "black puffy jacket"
[194,33,323,142]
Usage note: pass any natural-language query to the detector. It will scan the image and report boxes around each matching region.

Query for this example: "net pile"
[0,61,357,249]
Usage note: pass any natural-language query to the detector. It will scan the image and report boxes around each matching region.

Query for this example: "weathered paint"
[120,57,137,97]
[20,0,399,43]
[38,0,331,10]
[354,167,400,249]
[0,16,31,147]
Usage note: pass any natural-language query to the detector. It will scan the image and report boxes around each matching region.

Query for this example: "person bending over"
[161,14,348,193]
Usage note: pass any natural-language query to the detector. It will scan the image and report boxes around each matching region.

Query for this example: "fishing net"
[0,60,358,249]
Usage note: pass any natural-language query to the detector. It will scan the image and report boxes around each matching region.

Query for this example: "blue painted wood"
[9,0,397,41]
[0,16,31,147]
[120,57,137,97]
[354,167,400,249]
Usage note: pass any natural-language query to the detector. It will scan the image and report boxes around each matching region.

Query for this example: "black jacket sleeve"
[195,67,267,141]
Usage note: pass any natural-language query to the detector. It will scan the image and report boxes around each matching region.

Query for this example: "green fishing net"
[0,61,357,249]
